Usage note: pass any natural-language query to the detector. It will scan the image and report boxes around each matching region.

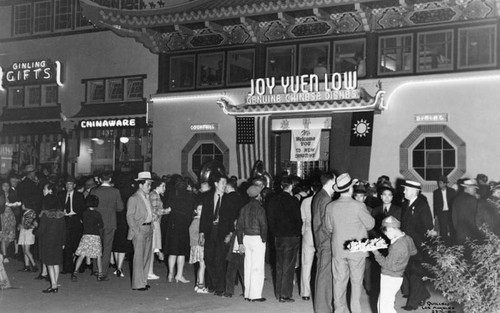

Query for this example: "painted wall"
[369,70,500,201]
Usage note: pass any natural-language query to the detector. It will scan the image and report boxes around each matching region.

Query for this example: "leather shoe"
[251,298,266,302]
[223,293,232,298]
[244,298,250,301]
[214,291,224,296]
[302,296,310,301]
[145,285,151,290]
[279,297,295,303]
[401,305,417,311]
[133,287,148,291]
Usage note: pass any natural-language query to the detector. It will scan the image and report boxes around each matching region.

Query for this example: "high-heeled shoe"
[167,274,174,283]
[42,287,58,294]
[35,274,49,281]
[175,276,190,283]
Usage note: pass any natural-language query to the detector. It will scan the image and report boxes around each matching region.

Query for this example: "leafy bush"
[423,226,500,313]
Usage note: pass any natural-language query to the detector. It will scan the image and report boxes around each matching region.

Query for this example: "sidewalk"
[0,258,461,313]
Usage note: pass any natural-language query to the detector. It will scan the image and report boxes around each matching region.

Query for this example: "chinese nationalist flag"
[350,111,374,147]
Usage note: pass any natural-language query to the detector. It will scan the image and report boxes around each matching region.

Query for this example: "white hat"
[333,173,358,193]
[134,171,153,181]
[402,180,422,190]
[460,179,479,189]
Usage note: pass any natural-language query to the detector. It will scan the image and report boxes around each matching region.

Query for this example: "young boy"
[372,216,417,313]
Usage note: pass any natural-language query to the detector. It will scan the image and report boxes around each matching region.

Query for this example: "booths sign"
[247,71,359,105]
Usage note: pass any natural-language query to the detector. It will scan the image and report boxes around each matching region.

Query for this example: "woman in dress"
[148,179,170,280]
[164,177,196,283]
[36,184,66,293]
[0,181,19,263]
[17,201,38,272]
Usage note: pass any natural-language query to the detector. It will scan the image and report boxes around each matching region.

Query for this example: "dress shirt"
[139,190,153,223]
[65,191,76,216]
[441,189,449,211]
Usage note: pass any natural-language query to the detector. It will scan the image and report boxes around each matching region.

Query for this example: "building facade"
[0,0,158,177]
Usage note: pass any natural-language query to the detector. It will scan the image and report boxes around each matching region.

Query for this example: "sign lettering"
[0,60,63,89]
[79,118,139,129]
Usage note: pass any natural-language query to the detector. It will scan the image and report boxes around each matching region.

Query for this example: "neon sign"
[0,59,63,90]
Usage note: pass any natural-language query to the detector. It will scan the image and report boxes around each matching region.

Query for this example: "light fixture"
[120,137,129,143]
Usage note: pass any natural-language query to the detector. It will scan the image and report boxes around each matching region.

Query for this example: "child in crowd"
[372,216,417,313]
[188,204,209,294]
[17,202,38,272]
[224,220,244,298]
[71,195,105,282]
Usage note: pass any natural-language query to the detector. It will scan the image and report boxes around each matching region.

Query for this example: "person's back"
[91,184,123,230]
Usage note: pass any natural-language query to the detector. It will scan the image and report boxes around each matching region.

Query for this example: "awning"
[0,106,62,123]
[72,101,146,119]
[75,127,147,139]
[0,122,63,144]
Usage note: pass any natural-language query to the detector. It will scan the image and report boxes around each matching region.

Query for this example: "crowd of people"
[0,164,499,313]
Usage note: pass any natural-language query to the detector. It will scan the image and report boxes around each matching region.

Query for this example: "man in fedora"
[452,179,481,245]
[433,176,456,245]
[127,172,154,291]
[90,171,124,279]
[311,171,335,313]
[325,173,375,313]
[18,165,43,215]
[400,180,433,311]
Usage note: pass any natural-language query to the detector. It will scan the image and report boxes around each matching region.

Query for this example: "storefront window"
[14,4,32,35]
[45,85,58,104]
[126,78,144,99]
[417,30,453,72]
[169,55,195,90]
[458,25,497,69]
[300,42,329,77]
[88,80,105,102]
[266,46,296,80]
[227,50,254,86]
[10,87,25,107]
[90,137,115,173]
[191,143,224,178]
[333,39,366,77]
[379,34,413,74]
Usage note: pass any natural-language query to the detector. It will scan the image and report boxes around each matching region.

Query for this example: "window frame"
[26,85,42,107]
[411,136,456,181]
[107,78,125,101]
[266,45,297,81]
[54,0,73,31]
[457,24,497,70]
[13,3,33,36]
[378,33,414,76]
[169,54,196,91]
[333,38,366,77]
[34,1,52,34]
[226,49,255,87]
[196,52,225,89]
[298,42,330,77]
[84,75,145,104]
[417,29,454,73]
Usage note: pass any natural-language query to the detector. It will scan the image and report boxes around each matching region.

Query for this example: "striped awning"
[0,122,63,144]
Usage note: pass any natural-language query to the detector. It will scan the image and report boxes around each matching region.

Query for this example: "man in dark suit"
[400,180,434,311]
[17,165,43,216]
[372,186,402,233]
[311,172,335,313]
[199,173,228,295]
[452,179,481,245]
[432,176,456,245]
[59,176,85,274]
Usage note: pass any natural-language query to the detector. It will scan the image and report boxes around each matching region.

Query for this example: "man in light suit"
[324,173,375,313]
[311,172,335,313]
[433,176,456,245]
[127,172,154,291]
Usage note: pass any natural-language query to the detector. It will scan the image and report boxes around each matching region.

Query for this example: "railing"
[91,0,166,10]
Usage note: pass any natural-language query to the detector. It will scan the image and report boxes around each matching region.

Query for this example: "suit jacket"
[401,194,433,251]
[91,185,124,230]
[58,190,85,220]
[126,190,150,240]
[199,191,224,240]
[217,191,245,241]
[452,192,480,244]
[433,187,456,216]
[311,188,332,250]
[18,178,43,215]
[372,203,402,236]
[325,196,375,258]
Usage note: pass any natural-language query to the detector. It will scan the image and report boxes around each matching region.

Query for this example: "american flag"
[236,116,270,179]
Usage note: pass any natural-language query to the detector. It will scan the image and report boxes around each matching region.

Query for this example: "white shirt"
[441,189,449,211]
[65,191,76,216]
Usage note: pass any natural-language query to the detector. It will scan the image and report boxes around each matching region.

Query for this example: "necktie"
[214,194,221,222]
[384,206,388,216]
[65,193,71,214]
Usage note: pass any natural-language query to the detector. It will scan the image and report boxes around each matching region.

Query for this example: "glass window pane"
[418,31,453,72]
[300,43,329,76]
[88,80,105,102]
[334,39,366,77]
[426,151,442,167]
[379,35,413,74]
[108,79,123,101]
[126,78,143,99]
[443,168,453,176]
[425,137,442,149]
[11,87,25,107]
[55,0,73,30]
[443,150,455,167]
[443,138,453,149]
[201,144,213,154]
[197,53,224,88]
[170,55,195,90]
[75,0,91,28]
[415,139,425,150]
[214,155,223,162]
[426,168,442,181]
[34,1,52,33]
[227,50,254,86]
[45,85,58,104]
[413,150,425,167]
[192,155,201,169]
[267,46,295,80]
[459,26,497,68]
[415,168,425,179]
[28,86,41,105]
[14,4,32,35]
